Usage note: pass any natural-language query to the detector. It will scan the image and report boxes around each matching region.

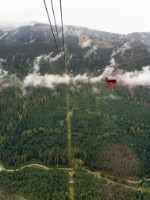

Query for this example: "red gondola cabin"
[106,76,117,85]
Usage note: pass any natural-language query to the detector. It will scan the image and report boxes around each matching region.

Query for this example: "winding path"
[0,164,73,172]
[0,163,150,195]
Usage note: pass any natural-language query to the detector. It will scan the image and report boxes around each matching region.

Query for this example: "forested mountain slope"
[0,23,150,198]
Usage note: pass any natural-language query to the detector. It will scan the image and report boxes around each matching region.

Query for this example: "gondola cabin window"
[106,76,117,85]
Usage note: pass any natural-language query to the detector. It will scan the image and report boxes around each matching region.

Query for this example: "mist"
[34,52,64,66]
[84,46,97,58]
[111,42,131,58]
[1,49,150,92]
[110,43,150,87]
[106,94,121,100]
[23,54,114,88]
[117,66,150,87]
[0,58,8,83]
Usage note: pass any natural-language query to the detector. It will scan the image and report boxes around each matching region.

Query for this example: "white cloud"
[110,42,132,66]
[1,52,150,92]
[24,73,70,88]
[90,66,114,83]
[84,46,97,58]
[39,52,64,63]
[0,58,8,83]
[117,66,150,87]
[106,94,121,100]
[72,74,89,83]
[23,53,114,89]
[0,0,150,34]
[111,42,131,58]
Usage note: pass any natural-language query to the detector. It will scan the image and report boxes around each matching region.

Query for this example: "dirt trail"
[0,164,73,172]
[68,171,75,200]
[1,163,150,194]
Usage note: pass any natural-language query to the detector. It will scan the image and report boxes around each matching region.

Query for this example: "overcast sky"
[0,0,150,34]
